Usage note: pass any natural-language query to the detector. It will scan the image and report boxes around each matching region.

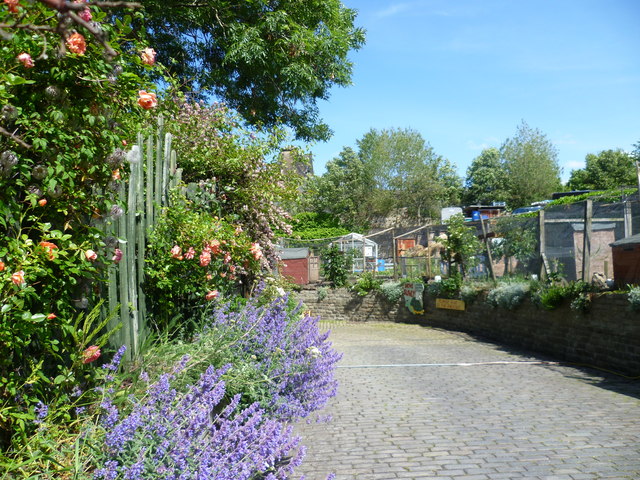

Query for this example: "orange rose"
[66,33,86,55]
[11,270,24,286]
[47,313,57,320]
[4,0,19,14]
[38,198,47,206]
[137,90,157,110]
[0,261,4,272]
[85,249,98,262]
[39,241,58,260]
[205,290,219,301]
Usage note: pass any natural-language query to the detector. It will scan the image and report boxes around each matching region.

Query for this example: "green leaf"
[4,74,35,86]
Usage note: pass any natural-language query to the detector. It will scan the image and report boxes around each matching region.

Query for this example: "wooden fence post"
[582,199,593,282]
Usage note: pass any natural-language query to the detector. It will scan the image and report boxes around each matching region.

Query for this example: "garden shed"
[333,233,379,273]
[610,233,640,286]
[277,247,319,285]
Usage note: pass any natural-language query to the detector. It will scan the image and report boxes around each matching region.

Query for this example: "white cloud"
[564,160,585,170]
[374,3,412,18]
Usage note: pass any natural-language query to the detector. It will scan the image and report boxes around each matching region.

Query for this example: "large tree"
[138,0,365,141]
[567,149,636,190]
[463,147,509,205]
[356,128,461,220]
[500,121,562,208]
[309,146,374,230]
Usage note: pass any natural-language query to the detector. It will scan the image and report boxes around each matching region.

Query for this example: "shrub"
[351,272,382,296]
[628,286,640,312]
[486,281,530,310]
[144,190,262,332]
[320,245,352,288]
[379,281,404,304]
[426,273,462,299]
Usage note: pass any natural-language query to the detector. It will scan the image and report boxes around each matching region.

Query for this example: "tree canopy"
[138,0,366,142]
[567,149,636,191]
[463,147,508,205]
[307,128,461,227]
[500,121,561,208]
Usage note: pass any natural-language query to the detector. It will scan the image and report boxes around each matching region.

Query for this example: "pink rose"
[112,248,123,264]
[141,48,156,66]
[199,250,211,267]
[138,90,157,110]
[85,249,98,262]
[66,32,87,55]
[78,7,92,22]
[205,290,219,301]
[17,52,34,68]
[223,252,232,264]
[170,245,182,259]
[184,247,195,260]
[82,345,101,364]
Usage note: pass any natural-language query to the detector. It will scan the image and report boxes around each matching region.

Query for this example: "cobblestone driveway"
[294,322,640,480]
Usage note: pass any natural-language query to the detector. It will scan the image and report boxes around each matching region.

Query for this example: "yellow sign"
[435,298,466,311]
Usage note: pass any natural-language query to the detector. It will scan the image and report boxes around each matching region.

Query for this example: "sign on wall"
[403,282,425,315]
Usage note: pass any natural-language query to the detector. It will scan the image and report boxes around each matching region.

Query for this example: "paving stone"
[293,321,640,479]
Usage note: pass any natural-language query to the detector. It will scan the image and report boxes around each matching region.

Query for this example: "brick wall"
[297,287,640,376]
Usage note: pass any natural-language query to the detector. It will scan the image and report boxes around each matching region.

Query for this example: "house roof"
[611,233,640,247]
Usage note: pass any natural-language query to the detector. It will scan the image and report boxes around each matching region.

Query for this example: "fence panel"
[102,121,178,360]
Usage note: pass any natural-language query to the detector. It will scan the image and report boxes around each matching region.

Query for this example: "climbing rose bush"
[0,0,165,446]
[144,191,262,331]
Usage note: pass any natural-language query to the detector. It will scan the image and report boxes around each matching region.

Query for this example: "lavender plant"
[207,292,342,421]
[94,355,305,480]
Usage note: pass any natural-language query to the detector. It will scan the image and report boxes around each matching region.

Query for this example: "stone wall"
[297,287,640,376]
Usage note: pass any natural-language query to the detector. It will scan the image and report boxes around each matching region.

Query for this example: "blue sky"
[306,0,640,183]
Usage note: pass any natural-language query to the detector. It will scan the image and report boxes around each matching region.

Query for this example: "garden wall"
[297,287,640,376]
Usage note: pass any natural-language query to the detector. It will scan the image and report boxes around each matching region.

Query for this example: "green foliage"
[491,216,538,272]
[317,286,329,301]
[442,214,482,276]
[500,121,562,208]
[567,149,637,190]
[139,0,366,141]
[144,190,261,333]
[463,147,509,205]
[356,127,462,221]
[0,1,166,447]
[486,280,531,310]
[379,281,404,304]
[320,244,352,288]
[546,188,637,206]
[306,147,374,231]
[426,273,462,299]
[537,284,566,310]
[627,285,640,312]
[289,212,351,240]
[534,280,595,313]
[166,102,299,266]
[351,272,382,296]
